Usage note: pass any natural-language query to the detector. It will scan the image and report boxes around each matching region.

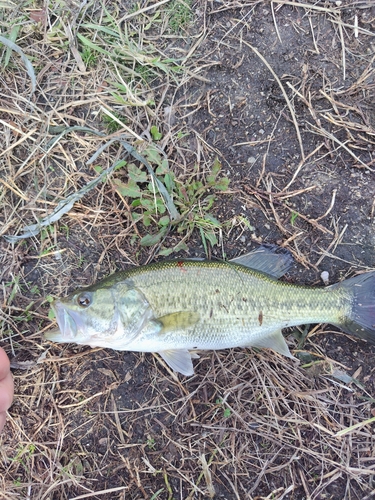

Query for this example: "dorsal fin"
[230,244,293,278]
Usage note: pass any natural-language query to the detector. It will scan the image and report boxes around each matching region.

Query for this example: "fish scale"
[122,262,344,345]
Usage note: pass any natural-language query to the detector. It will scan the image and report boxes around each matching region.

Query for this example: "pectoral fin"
[248,329,294,358]
[159,349,195,376]
[158,311,200,334]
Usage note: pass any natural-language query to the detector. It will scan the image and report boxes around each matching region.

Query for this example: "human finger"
[0,348,10,381]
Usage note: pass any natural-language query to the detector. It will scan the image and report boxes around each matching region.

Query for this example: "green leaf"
[204,230,218,247]
[4,25,21,67]
[76,33,112,56]
[143,214,152,227]
[199,227,209,257]
[150,125,162,141]
[164,173,175,193]
[202,194,215,211]
[140,198,154,210]
[113,178,141,198]
[158,215,170,227]
[207,157,221,184]
[131,212,143,222]
[158,241,188,256]
[131,199,142,208]
[204,214,221,227]
[0,35,36,94]
[213,177,230,191]
[150,488,165,500]
[155,197,167,214]
[291,211,299,226]
[128,164,148,183]
[143,145,163,166]
[80,23,121,38]
[155,160,171,176]
[120,139,179,221]
[140,229,167,246]
[191,180,203,193]
[223,408,231,418]
[115,160,126,171]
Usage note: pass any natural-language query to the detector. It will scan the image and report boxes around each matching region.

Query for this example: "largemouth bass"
[45,246,375,376]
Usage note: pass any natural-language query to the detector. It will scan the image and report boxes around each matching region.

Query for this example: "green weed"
[150,125,162,141]
[112,150,229,255]
[10,444,35,467]
[101,111,124,133]
[146,436,156,450]
[76,18,181,82]
[290,211,299,226]
[110,81,155,107]
[40,224,54,242]
[60,224,70,239]
[150,489,165,500]
[215,398,231,419]
[45,295,56,320]
[29,285,40,295]
[168,0,192,33]
[81,46,98,68]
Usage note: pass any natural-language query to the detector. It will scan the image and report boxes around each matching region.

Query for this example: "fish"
[45,245,375,376]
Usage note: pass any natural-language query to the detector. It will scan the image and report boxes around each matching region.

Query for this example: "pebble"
[321,271,329,285]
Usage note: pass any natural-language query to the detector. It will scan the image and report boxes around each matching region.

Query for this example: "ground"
[1,0,375,499]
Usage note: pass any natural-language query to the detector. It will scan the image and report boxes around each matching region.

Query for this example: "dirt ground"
[1,0,375,499]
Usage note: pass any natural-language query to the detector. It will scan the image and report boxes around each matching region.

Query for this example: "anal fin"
[248,329,294,358]
[159,349,195,376]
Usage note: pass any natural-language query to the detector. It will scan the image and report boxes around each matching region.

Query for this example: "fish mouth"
[45,301,79,342]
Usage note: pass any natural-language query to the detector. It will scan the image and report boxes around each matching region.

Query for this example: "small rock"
[321,271,329,285]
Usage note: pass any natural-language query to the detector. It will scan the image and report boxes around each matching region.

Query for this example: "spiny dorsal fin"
[230,244,293,279]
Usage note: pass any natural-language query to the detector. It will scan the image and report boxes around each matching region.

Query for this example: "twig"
[337,13,346,80]
[308,123,374,172]
[315,189,337,222]
[271,1,282,43]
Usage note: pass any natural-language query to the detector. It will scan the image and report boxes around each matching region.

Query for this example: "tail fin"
[331,271,375,343]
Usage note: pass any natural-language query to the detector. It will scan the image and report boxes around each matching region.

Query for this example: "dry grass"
[2,347,375,499]
[1,0,375,499]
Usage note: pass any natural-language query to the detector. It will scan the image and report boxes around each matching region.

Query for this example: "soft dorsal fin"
[230,244,294,278]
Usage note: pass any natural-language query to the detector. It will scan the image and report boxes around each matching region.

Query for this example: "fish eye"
[76,292,92,308]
